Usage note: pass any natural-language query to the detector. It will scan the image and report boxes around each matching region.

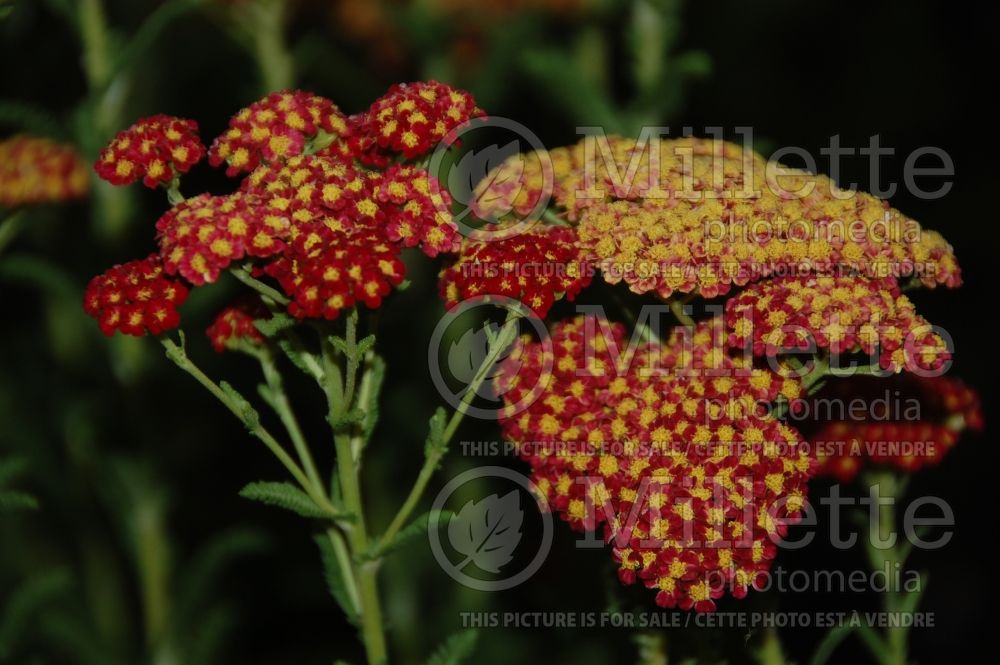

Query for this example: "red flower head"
[95,115,205,188]
[156,193,290,286]
[209,90,349,176]
[262,220,405,320]
[438,225,592,317]
[808,375,983,482]
[1,136,89,207]
[351,81,483,166]
[373,165,459,256]
[496,315,813,611]
[725,275,951,374]
[206,296,268,353]
[84,254,188,336]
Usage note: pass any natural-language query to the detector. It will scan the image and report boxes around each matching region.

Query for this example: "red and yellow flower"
[83,255,188,336]
[95,115,205,188]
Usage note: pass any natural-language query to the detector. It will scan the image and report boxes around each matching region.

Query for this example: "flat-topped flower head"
[83,255,188,336]
[725,275,951,374]
[1,135,89,208]
[496,315,812,611]
[95,115,205,188]
[374,165,459,256]
[209,90,350,176]
[352,81,483,165]
[156,193,290,285]
[475,136,962,297]
[206,296,268,353]
[263,221,405,320]
[438,225,592,317]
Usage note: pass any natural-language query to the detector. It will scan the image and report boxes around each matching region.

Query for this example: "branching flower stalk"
[82,78,975,661]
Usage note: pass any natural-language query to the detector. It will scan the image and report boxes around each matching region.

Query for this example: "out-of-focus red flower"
[206,296,268,353]
[808,375,982,481]
[1,135,89,207]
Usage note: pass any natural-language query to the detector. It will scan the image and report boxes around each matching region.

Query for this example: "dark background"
[1,0,996,663]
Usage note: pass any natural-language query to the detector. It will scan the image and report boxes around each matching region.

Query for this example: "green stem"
[230,265,290,306]
[166,179,184,206]
[342,309,361,411]
[250,0,294,91]
[378,309,522,549]
[321,319,388,665]
[865,470,908,665]
[257,346,324,492]
[79,0,112,93]
[160,337,336,516]
[669,297,695,327]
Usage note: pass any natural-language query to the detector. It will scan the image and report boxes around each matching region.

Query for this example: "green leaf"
[361,356,386,446]
[328,335,350,355]
[255,313,296,338]
[809,624,856,665]
[356,334,376,357]
[220,381,259,429]
[520,50,622,133]
[239,481,346,520]
[314,534,359,623]
[328,408,365,431]
[424,407,448,459]
[277,338,318,380]
[369,510,453,561]
[0,491,38,512]
[426,629,479,665]
[0,569,72,657]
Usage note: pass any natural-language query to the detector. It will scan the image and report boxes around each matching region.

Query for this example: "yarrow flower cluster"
[83,255,188,336]
[810,375,982,481]
[0,135,89,208]
[438,225,592,317]
[263,223,406,320]
[209,90,350,176]
[82,88,977,621]
[156,192,289,285]
[351,80,483,166]
[206,296,267,353]
[472,136,961,300]
[725,275,950,373]
[95,115,205,188]
[85,81,478,334]
[496,316,813,611]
